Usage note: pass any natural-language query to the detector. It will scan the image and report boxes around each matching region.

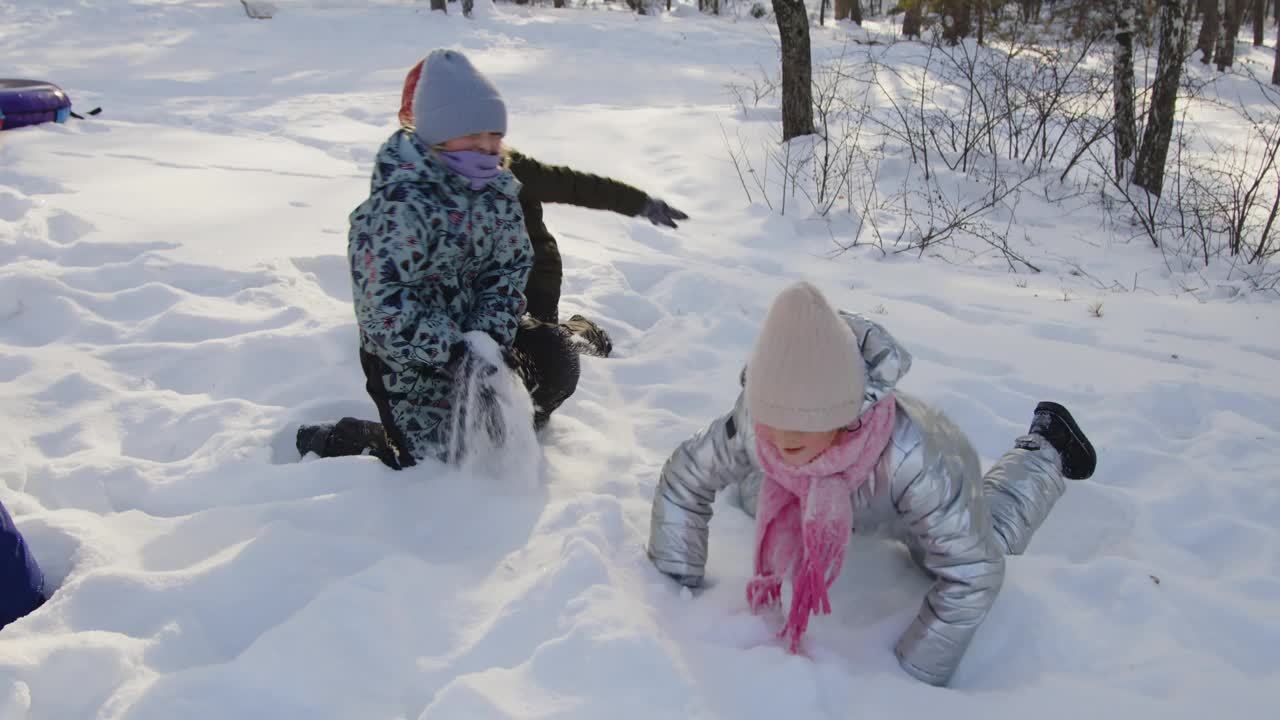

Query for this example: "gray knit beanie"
[745,282,866,432]
[412,49,507,147]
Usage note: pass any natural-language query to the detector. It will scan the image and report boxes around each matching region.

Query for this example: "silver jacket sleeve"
[890,394,1007,687]
[647,393,755,581]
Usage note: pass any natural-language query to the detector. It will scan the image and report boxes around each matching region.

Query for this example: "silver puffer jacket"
[647,313,1064,686]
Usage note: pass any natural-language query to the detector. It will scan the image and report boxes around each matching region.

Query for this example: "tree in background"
[773,0,815,141]
[834,0,863,24]
[1114,0,1138,182]
[1134,0,1191,197]
[941,0,973,45]
[1274,20,1280,83]
[1198,0,1221,63]
[1254,0,1266,45]
[903,0,924,38]
[1018,0,1042,22]
[1215,0,1244,70]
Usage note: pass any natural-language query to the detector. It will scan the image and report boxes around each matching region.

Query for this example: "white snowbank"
[1,2,1277,718]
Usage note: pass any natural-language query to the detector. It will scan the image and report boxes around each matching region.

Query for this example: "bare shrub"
[1103,74,1280,267]
[722,14,1277,278]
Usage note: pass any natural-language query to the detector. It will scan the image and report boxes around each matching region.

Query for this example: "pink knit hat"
[745,282,866,432]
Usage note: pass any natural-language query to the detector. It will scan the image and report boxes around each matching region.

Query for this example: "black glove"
[500,345,521,372]
[444,340,470,378]
[447,343,501,381]
[640,197,689,229]
[501,345,540,392]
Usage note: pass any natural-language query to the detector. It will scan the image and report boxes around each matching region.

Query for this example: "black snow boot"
[1027,401,1096,480]
[561,314,613,358]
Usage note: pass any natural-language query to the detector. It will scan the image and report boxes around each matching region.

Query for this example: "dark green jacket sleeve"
[508,150,649,216]
[507,149,650,323]
[518,192,563,323]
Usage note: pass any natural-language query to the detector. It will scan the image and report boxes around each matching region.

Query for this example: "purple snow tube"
[0,79,73,130]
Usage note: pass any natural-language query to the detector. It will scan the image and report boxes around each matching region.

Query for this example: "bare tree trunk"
[977,0,986,45]
[1199,0,1221,63]
[942,0,973,44]
[1216,0,1244,69]
[1134,0,1190,198]
[834,0,858,22]
[431,0,446,11]
[772,0,816,141]
[1019,0,1039,22]
[1254,0,1267,43]
[1115,0,1139,181]
[821,0,828,25]
[1273,24,1280,82]
[903,1,924,38]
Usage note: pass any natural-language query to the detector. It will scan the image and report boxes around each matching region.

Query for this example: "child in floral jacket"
[306,50,545,467]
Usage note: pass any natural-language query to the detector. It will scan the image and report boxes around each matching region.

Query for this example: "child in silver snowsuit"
[647,281,1096,686]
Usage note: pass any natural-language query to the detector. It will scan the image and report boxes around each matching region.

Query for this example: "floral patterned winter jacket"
[348,129,532,462]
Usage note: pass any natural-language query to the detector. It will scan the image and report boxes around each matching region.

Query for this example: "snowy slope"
[2,2,1279,718]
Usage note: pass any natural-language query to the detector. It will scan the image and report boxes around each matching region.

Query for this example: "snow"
[2,1,1279,718]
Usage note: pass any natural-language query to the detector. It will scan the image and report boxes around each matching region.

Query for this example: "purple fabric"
[439,150,503,190]
[1,498,45,629]
[0,79,71,130]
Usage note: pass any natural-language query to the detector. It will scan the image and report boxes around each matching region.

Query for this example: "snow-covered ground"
[2,1,1278,718]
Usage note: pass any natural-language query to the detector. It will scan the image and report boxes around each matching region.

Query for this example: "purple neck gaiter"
[438,150,502,190]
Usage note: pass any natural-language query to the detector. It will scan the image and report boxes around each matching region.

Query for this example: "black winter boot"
[512,318,581,429]
[561,314,612,358]
[296,417,391,460]
[1027,402,1096,480]
[296,423,332,458]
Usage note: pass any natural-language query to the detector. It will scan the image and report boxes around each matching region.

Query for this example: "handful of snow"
[446,331,541,488]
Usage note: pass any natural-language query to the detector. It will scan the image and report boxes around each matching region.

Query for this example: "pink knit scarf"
[748,396,897,653]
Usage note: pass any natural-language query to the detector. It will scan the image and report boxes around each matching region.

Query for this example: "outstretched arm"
[648,393,755,585]
[509,150,657,218]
